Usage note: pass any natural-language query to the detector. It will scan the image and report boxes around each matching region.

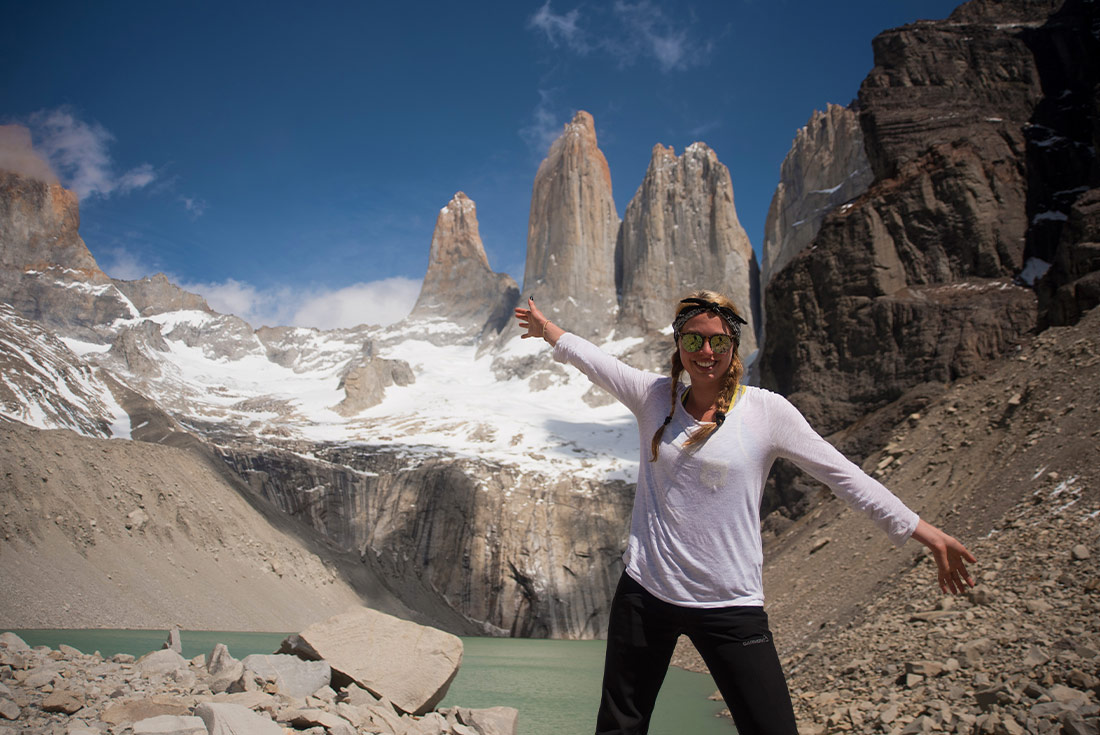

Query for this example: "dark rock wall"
[760,0,1087,440]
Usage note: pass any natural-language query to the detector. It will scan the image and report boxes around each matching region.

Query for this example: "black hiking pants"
[595,572,798,735]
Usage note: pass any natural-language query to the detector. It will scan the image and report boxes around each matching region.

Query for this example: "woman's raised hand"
[514,297,563,345]
[515,297,547,339]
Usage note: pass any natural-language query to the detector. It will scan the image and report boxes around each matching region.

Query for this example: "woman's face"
[677,312,734,386]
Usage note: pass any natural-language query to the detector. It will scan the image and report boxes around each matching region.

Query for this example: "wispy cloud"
[97,246,157,282]
[526,0,710,73]
[179,276,422,331]
[180,195,208,218]
[520,90,567,156]
[26,107,158,200]
[529,1,588,53]
[608,0,708,72]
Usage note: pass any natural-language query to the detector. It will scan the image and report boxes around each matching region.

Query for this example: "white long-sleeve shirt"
[553,332,919,608]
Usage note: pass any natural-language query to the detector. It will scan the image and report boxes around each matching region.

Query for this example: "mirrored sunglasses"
[679,332,733,355]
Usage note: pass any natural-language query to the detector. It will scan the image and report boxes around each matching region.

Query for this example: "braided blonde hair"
[649,290,745,462]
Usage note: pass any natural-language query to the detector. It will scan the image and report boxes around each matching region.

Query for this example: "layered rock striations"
[218,442,634,639]
[759,0,1071,437]
[521,111,621,339]
[408,192,518,340]
[762,104,874,287]
[617,142,758,356]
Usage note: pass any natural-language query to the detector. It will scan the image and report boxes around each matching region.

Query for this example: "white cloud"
[290,278,421,330]
[97,247,157,282]
[180,276,422,331]
[180,195,208,217]
[26,107,157,200]
[609,1,703,72]
[520,90,568,156]
[529,1,587,53]
[526,0,709,73]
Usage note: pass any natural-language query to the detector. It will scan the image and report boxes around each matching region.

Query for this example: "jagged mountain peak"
[616,138,757,356]
[408,191,518,340]
[521,110,620,340]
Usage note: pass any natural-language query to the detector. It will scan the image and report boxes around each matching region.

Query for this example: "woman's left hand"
[911,519,976,594]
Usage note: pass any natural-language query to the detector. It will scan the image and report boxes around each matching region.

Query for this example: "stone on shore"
[240,653,331,698]
[132,715,207,735]
[440,706,520,735]
[286,708,356,735]
[101,697,193,725]
[206,644,244,694]
[40,690,83,714]
[137,649,188,676]
[194,701,282,735]
[0,633,30,652]
[163,627,183,654]
[280,607,463,716]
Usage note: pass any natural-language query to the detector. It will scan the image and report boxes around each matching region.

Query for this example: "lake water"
[11,630,735,735]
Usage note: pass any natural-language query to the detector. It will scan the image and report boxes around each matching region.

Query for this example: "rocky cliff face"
[0,166,135,337]
[616,143,758,355]
[408,192,518,340]
[762,104,873,287]
[217,442,633,638]
[759,0,1075,438]
[521,111,621,339]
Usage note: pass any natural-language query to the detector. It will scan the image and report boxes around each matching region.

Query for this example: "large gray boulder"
[279,607,463,716]
[194,702,282,735]
[132,715,208,735]
[240,654,330,699]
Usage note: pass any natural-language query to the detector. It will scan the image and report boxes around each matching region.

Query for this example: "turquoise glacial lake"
[12,630,735,735]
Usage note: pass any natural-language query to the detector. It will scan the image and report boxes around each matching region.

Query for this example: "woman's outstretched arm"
[910,519,977,595]
[514,297,565,346]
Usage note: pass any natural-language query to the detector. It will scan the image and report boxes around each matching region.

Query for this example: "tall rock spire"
[409,191,518,337]
[762,104,873,287]
[617,142,757,356]
[522,111,620,339]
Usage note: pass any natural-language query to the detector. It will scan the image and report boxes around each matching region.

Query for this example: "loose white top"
[553,332,920,608]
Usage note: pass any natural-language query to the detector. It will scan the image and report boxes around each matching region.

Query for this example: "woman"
[514,291,975,735]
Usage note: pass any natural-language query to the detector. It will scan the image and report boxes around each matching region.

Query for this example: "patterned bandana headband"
[672,297,747,343]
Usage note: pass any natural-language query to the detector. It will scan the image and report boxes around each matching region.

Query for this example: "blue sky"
[2,0,962,329]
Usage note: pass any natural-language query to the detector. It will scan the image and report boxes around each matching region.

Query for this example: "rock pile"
[784,479,1099,735]
[0,609,517,735]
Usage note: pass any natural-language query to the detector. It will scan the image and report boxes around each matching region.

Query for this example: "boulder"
[240,654,330,699]
[193,702,282,735]
[100,697,193,725]
[0,633,30,652]
[440,706,520,735]
[286,708,355,735]
[40,690,83,714]
[280,607,463,715]
[131,715,208,735]
[136,649,188,676]
[205,644,244,694]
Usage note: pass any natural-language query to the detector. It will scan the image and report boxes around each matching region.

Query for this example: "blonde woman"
[514,291,975,735]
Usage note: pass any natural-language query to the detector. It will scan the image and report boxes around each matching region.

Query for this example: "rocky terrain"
[669,305,1100,732]
[0,608,518,735]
